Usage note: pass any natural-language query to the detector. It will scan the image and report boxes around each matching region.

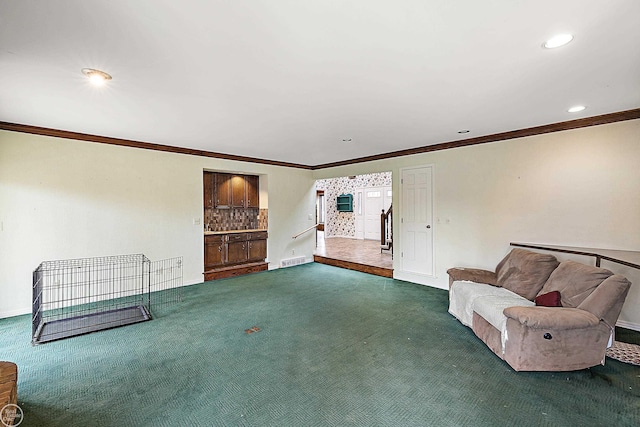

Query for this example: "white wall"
[313,119,640,329]
[0,130,317,318]
[3,119,639,330]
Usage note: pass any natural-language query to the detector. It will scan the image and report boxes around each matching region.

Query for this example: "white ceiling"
[1,0,639,167]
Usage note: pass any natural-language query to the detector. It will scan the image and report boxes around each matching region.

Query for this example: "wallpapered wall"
[316,172,392,238]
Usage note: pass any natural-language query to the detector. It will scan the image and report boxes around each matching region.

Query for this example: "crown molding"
[1,108,638,170]
[311,108,640,169]
[0,121,312,170]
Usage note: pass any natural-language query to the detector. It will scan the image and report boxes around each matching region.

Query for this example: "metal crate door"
[149,257,183,313]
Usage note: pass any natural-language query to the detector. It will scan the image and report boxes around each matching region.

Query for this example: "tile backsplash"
[258,208,268,229]
[205,208,268,231]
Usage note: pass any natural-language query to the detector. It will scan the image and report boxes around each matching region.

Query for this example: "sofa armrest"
[503,306,600,330]
[447,268,497,287]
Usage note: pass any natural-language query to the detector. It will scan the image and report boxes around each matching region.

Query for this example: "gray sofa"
[448,248,631,371]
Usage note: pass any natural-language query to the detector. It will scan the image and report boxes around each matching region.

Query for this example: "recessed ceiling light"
[457,130,470,134]
[81,68,112,86]
[567,105,586,113]
[543,34,574,49]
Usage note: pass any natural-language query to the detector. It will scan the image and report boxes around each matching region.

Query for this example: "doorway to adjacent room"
[314,172,393,277]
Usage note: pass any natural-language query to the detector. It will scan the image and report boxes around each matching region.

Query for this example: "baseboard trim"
[393,271,447,290]
[616,319,640,332]
[0,307,30,319]
[204,262,268,281]
[268,259,313,271]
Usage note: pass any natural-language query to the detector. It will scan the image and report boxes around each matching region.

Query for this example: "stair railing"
[292,224,320,239]
[380,204,392,251]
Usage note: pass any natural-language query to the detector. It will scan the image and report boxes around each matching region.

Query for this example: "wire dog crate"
[32,254,182,345]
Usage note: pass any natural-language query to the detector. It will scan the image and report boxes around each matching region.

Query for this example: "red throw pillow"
[535,290,562,307]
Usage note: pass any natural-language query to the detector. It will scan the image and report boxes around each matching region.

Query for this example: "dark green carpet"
[1,263,639,426]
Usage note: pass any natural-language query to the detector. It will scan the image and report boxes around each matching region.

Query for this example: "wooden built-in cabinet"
[214,173,232,208]
[226,233,249,264]
[203,172,215,209]
[203,171,259,209]
[204,231,268,280]
[245,175,259,208]
[203,171,265,280]
[248,238,267,261]
[204,234,226,270]
[230,175,246,208]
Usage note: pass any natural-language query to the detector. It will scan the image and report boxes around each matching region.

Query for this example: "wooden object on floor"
[314,236,393,270]
[0,361,18,425]
[314,255,393,278]
[204,262,268,281]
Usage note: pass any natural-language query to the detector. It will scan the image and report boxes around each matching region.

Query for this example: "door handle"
[426,225,431,229]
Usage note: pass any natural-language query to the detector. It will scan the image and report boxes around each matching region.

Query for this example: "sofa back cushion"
[537,260,613,308]
[577,274,631,324]
[495,249,560,300]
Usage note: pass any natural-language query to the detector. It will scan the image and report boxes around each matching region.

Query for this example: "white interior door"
[364,188,383,240]
[400,166,434,276]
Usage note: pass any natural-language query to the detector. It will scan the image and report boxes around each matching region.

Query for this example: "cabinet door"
[204,235,226,269]
[203,172,215,209]
[248,239,267,262]
[227,240,248,264]
[215,173,232,208]
[230,175,246,208]
[245,175,259,208]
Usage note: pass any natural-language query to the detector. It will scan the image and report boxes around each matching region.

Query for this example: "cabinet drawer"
[248,231,268,240]
[205,234,225,244]
[227,233,248,242]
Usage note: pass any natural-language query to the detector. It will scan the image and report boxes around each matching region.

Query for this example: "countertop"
[204,229,267,235]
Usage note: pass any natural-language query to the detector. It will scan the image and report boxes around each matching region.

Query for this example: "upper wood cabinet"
[214,173,232,208]
[203,171,260,209]
[245,175,259,208]
[205,172,259,209]
[230,175,246,208]
[203,172,215,209]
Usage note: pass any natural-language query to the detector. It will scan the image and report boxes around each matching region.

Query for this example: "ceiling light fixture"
[81,68,112,86]
[567,105,586,113]
[543,33,574,49]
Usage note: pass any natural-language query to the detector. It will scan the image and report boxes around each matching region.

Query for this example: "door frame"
[355,188,364,239]
[395,164,436,286]
[315,190,325,247]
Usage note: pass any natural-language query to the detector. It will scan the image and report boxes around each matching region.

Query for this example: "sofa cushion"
[495,249,559,300]
[535,291,562,307]
[447,267,497,287]
[472,291,534,353]
[449,281,511,328]
[577,274,631,325]
[537,260,613,308]
[503,306,600,329]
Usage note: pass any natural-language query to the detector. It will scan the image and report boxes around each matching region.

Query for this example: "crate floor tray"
[33,305,150,344]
